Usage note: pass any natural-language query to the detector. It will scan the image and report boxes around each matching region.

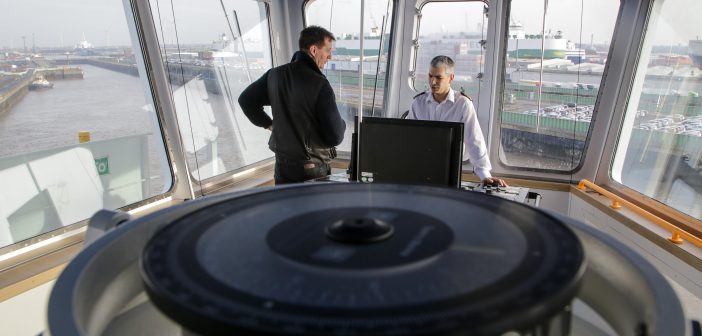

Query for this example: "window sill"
[0,234,81,302]
[570,185,702,271]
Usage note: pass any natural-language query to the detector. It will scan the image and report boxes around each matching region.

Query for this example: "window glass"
[149,0,273,180]
[612,0,702,220]
[414,1,488,110]
[499,0,618,171]
[305,0,394,153]
[0,1,171,249]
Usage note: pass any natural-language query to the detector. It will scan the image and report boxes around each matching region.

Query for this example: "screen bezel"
[357,117,464,188]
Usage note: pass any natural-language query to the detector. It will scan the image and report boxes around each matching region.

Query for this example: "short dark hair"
[299,26,336,51]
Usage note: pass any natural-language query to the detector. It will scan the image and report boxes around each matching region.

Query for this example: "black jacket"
[238,51,345,164]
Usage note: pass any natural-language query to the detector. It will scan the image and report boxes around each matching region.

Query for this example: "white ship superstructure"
[506,19,585,61]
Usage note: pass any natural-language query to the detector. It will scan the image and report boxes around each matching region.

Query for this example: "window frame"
[598,0,702,235]
[302,0,398,157]
[489,0,622,176]
[0,0,183,264]
[302,0,398,111]
[410,0,490,95]
[158,2,277,185]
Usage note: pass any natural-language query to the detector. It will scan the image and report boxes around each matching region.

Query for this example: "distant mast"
[75,33,95,55]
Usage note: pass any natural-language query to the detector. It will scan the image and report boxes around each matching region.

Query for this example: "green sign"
[95,157,110,175]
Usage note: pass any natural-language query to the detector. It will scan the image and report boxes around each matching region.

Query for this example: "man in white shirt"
[408,55,506,187]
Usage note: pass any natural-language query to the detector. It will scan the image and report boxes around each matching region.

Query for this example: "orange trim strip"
[578,179,702,248]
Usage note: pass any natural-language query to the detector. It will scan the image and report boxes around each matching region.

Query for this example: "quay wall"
[0,66,83,116]
[53,58,139,77]
[0,74,31,116]
[36,67,84,80]
[80,59,225,94]
[84,59,139,76]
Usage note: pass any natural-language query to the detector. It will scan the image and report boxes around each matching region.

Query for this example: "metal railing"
[577,179,702,249]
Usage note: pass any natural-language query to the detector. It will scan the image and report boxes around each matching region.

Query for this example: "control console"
[461,182,540,206]
[310,173,541,207]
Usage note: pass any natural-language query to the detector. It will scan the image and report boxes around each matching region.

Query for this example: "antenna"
[465,11,469,32]
[217,1,250,151]
[370,15,386,117]
[355,0,366,181]
[218,0,251,82]
[105,26,111,47]
[369,11,379,36]
[329,0,334,31]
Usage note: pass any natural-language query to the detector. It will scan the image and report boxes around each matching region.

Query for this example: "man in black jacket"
[238,26,346,184]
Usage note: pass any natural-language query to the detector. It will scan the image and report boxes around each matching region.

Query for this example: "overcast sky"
[1,0,699,49]
[0,0,131,48]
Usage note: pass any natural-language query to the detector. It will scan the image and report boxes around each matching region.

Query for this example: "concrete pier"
[36,67,84,80]
[84,59,139,76]
[0,73,32,116]
[0,66,83,116]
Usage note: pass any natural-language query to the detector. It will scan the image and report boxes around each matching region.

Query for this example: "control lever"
[483,185,494,194]
[480,182,504,194]
[84,209,132,247]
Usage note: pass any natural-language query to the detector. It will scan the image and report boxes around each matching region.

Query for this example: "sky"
[0,0,132,48]
[0,0,268,48]
[1,0,700,49]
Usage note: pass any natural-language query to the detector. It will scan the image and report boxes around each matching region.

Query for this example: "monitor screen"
[358,117,464,188]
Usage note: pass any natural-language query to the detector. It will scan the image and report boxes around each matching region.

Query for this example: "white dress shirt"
[408,88,492,180]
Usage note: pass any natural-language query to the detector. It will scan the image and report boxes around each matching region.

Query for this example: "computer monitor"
[357,117,464,188]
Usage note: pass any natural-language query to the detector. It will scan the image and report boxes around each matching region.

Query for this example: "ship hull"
[508,49,565,59]
[28,83,54,90]
[690,40,702,68]
[507,38,568,59]
[692,55,702,69]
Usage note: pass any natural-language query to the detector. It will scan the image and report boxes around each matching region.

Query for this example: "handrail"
[577,179,702,249]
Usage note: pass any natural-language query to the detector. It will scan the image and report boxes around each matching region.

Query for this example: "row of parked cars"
[521,104,594,122]
[518,104,702,136]
[636,114,702,136]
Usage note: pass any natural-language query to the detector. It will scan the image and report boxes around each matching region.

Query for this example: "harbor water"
[0,65,153,157]
[0,64,274,192]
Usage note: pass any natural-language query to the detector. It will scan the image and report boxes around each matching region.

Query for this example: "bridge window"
[305,0,395,154]
[612,0,702,221]
[0,1,171,250]
[498,0,619,172]
[413,1,489,110]
[148,0,274,180]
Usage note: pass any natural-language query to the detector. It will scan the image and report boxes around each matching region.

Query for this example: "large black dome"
[141,183,585,336]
